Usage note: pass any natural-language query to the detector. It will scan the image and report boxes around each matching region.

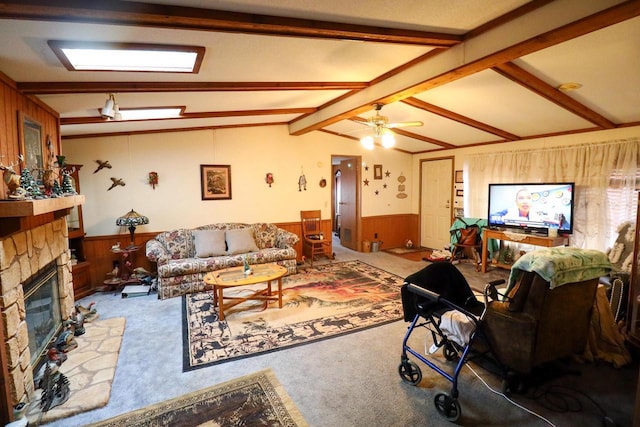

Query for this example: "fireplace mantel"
[0,195,84,217]
[0,195,85,238]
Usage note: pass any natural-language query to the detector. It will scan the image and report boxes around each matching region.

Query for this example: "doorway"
[332,155,361,251]
[420,157,454,251]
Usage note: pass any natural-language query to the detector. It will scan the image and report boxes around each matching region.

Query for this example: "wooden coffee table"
[203,263,287,320]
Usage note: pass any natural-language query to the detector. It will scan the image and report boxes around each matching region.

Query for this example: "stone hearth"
[0,217,75,407]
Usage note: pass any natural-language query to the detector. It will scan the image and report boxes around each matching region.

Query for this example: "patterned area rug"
[183,260,403,370]
[85,369,308,427]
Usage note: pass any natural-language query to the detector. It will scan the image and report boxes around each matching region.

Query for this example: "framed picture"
[455,170,463,183]
[456,189,464,197]
[200,164,232,200]
[373,164,383,180]
[18,112,43,173]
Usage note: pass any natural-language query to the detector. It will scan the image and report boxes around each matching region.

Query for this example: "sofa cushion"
[193,229,227,257]
[252,223,277,249]
[226,228,259,254]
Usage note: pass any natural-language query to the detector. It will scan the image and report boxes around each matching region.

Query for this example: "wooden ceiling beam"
[401,97,520,141]
[18,81,367,95]
[0,0,461,46]
[60,107,313,125]
[290,0,640,135]
[492,62,616,129]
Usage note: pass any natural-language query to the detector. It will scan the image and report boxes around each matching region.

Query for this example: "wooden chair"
[300,210,333,266]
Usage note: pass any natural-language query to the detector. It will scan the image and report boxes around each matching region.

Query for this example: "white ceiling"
[0,0,638,153]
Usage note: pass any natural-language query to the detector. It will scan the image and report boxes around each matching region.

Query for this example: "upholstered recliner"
[483,247,612,374]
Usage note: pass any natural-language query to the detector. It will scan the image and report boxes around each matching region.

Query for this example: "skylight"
[48,41,205,73]
[119,107,183,121]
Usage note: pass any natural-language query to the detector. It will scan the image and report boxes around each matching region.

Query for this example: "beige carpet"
[26,317,126,426]
[84,368,308,427]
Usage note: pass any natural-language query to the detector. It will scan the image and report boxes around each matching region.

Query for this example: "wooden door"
[420,158,453,251]
[339,158,359,250]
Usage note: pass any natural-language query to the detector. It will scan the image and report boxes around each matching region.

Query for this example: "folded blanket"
[507,247,612,292]
[440,310,476,347]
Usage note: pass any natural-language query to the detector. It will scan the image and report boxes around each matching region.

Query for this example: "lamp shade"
[116,209,149,246]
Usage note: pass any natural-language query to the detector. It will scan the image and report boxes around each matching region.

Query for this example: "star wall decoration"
[383,183,387,189]
[385,170,391,177]
[363,179,369,186]
[375,190,379,195]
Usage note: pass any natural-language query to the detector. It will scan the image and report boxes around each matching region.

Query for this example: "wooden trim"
[60,108,316,125]
[0,0,462,47]
[18,81,368,95]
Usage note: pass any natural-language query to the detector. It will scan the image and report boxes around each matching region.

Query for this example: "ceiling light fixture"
[101,93,117,119]
[557,82,582,92]
[360,127,396,150]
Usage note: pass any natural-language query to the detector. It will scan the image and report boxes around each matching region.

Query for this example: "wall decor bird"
[94,159,112,173]
[107,177,125,191]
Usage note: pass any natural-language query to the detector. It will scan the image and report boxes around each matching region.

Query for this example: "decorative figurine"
[39,363,70,412]
[107,177,126,191]
[243,255,252,275]
[148,171,158,189]
[265,172,274,187]
[93,159,112,173]
[20,167,43,199]
[1,160,26,199]
[60,170,77,195]
[54,330,78,353]
[75,302,99,322]
[33,347,68,389]
[298,173,307,191]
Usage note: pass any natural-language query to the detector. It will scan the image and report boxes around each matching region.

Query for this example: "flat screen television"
[487,182,575,235]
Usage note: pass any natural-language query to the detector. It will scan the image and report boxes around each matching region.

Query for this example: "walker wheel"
[443,342,459,361]
[434,393,461,422]
[398,360,422,386]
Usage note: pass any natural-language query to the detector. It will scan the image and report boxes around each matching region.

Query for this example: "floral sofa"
[146,223,299,299]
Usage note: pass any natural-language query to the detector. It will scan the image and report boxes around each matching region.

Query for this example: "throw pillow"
[226,228,260,254]
[193,229,227,257]
[252,223,277,249]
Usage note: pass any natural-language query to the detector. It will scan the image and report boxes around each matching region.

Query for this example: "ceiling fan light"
[381,130,395,148]
[360,136,375,150]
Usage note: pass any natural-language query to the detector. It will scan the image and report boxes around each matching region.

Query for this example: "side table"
[101,245,142,293]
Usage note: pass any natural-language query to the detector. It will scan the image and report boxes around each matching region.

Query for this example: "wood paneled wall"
[0,72,60,201]
[361,214,419,251]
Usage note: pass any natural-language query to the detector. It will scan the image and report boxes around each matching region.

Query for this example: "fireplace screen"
[24,263,62,366]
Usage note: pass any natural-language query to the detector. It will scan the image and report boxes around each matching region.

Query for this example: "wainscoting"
[361,214,419,251]
[80,215,418,299]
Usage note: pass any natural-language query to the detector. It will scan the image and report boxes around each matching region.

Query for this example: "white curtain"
[466,138,639,251]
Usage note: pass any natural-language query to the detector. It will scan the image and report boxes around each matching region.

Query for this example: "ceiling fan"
[357,103,423,149]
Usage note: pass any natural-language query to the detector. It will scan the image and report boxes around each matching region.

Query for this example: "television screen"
[487,182,575,234]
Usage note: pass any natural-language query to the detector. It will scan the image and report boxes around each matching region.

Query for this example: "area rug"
[385,247,432,262]
[85,369,308,427]
[183,260,403,370]
[26,317,126,426]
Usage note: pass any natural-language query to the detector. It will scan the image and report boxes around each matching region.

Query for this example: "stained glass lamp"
[116,209,149,247]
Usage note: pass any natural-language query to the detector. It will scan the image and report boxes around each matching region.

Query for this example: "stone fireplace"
[0,217,75,407]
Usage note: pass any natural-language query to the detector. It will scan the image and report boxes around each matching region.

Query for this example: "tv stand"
[481,228,569,273]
